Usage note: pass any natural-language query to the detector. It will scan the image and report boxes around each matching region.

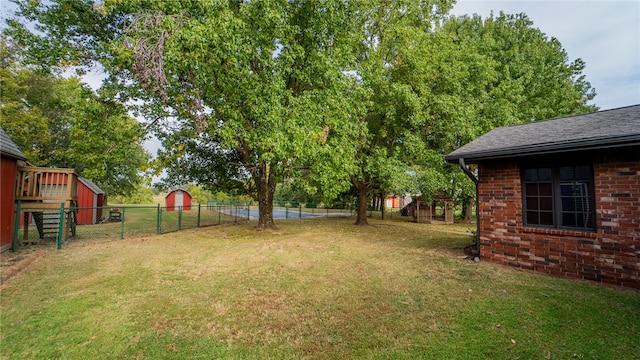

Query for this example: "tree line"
[3,0,596,229]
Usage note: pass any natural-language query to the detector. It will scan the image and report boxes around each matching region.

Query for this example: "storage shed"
[165,188,192,211]
[384,195,401,209]
[77,177,105,224]
[445,105,640,289]
[0,127,27,251]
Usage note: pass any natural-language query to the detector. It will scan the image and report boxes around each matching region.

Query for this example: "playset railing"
[15,166,78,204]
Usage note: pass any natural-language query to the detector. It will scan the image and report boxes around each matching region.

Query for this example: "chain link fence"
[12,203,252,252]
[11,201,365,252]
[12,200,435,253]
[210,201,356,219]
[12,199,444,253]
[211,200,418,221]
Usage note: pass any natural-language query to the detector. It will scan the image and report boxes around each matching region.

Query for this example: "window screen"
[522,164,595,231]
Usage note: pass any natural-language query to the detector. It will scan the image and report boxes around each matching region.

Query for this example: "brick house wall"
[477,150,640,289]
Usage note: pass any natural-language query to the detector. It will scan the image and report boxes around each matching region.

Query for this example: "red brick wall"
[477,150,640,289]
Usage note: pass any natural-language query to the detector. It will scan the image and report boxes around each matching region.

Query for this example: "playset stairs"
[31,211,60,239]
[21,209,77,244]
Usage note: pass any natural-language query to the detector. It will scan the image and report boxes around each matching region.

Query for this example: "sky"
[450,0,640,110]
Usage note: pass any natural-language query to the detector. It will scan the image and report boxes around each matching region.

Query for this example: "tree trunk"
[254,162,277,230]
[353,177,369,226]
[380,191,386,220]
[463,197,474,222]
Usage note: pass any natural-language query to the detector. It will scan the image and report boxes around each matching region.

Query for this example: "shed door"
[175,191,184,209]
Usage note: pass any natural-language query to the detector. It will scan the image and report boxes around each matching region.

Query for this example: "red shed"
[77,177,105,224]
[165,188,192,211]
[384,195,400,209]
[1,127,27,251]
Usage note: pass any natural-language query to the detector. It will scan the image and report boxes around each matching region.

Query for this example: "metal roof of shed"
[165,188,191,198]
[78,177,105,195]
[445,104,640,163]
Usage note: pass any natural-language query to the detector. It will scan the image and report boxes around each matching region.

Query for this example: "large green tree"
[6,0,366,229]
[427,13,598,215]
[348,0,455,225]
[348,10,597,225]
[0,37,150,197]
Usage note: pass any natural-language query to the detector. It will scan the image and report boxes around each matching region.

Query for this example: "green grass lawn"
[1,218,638,359]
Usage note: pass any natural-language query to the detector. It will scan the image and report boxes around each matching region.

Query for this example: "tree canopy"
[7,0,369,229]
[347,0,456,224]
[4,2,598,227]
[425,13,597,215]
[346,11,597,225]
[0,37,150,197]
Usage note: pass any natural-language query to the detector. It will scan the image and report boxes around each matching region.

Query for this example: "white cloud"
[451,0,640,110]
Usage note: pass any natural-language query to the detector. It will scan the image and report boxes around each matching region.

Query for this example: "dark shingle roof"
[0,126,27,161]
[445,104,640,163]
[78,177,105,195]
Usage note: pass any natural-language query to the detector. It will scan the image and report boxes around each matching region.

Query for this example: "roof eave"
[0,150,27,162]
[445,138,640,164]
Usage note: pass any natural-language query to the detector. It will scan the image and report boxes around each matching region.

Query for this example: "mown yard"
[1,218,638,359]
